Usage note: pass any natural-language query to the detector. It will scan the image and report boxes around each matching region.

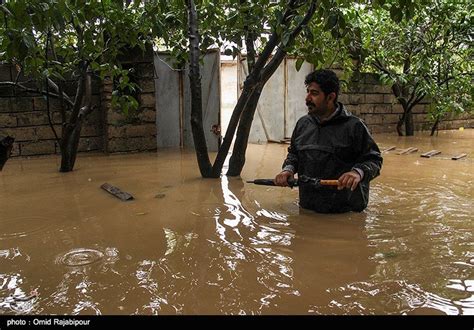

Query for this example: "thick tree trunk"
[405,111,414,136]
[396,105,414,136]
[226,85,263,176]
[430,117,440,136]
[58,65,92,172]
[186,0,213,177]
[396,116,404,136]
[210,78,258,177]
[59,122,83,172]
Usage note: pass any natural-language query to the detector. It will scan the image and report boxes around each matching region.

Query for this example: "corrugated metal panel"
[286,59,313,138]
[155,50,221,151]
[183,50,221,151]
[154,53,182,148]
[238,57,312,143]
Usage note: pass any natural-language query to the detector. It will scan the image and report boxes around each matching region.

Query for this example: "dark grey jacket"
[282,103,382,213]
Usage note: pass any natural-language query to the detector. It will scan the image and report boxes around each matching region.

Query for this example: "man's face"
[305,82,334,117]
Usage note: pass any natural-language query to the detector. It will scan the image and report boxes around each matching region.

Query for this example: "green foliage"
[0,0,156,114]
[148,0,319,65]
[358,0,473,123]
[291,1,364,85]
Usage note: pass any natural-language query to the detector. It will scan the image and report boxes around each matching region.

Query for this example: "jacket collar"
[310,102,351,125]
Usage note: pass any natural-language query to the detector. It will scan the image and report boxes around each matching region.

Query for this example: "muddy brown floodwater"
[0,129,472,315]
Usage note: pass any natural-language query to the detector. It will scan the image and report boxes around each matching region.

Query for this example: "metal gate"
[238,57,313,143]
[154,50,221,151]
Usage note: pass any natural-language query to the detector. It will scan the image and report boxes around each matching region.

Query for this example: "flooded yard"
[0,129,472,315]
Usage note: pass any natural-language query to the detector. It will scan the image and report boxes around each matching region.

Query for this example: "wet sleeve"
[353,122,383,182]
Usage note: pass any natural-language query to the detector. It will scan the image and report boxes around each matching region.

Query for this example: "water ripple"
[0,216,62,241]
[317,280,472,315]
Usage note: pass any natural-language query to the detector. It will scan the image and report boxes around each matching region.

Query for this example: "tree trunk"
[405,111,414,136]
[226,85,263,176]
[58,64,91,172]
[186,0,213,177]
[210,77,259,177]
[396,115,404,136]
[59,122,83,172]
[430,117,440,136]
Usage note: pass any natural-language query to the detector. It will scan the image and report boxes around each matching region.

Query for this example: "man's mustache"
[306,101,315,107]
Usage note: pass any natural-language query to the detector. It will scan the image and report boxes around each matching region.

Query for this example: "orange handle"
[320,179,339,186]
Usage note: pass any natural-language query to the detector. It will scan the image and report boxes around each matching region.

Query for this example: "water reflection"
[0,130,472,314]
[0,273,38,314]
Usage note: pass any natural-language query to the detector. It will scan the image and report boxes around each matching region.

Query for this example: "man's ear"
[327,92,336,103]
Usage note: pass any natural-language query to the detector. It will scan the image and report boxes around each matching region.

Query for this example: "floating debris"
[421,150,441,158]
[452,153,467,160]
[382,146,396,153]
[396,147,418,155]
[100,183,134,201]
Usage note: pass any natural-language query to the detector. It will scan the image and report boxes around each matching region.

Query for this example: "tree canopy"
[357,0,473,135]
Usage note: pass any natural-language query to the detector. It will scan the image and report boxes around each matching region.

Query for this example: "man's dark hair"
[304,69,339,102]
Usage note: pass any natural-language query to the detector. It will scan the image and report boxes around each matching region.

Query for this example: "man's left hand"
[337,170,361,191]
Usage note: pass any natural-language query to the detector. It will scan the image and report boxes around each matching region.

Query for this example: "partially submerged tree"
[0,0,153,171]
[181,0,414,177]
[358,0,473,136]
[166,0,317,177]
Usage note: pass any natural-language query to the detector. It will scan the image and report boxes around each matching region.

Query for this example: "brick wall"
[340,72,474,134]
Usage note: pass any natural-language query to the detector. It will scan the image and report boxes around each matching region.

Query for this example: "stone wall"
[101,48,156,153]
[340,73,474,134]
[0,47,156,157]
[0,64,102,157]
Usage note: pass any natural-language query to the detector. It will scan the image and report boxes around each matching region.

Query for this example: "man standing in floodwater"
[274,69,383,213]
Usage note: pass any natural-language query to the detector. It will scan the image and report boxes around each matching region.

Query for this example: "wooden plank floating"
[420,150,441,158]
[451,153,467,160]
[396,147,418,155]
[382,146,396,153]
[100,183,134,201]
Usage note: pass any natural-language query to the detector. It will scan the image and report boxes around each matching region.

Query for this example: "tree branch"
[261,0,317,83]
[0,81,74,107]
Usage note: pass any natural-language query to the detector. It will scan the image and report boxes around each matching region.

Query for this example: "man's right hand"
[274,170,294,187]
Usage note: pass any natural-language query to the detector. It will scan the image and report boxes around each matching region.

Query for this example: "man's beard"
[306,101,316,113]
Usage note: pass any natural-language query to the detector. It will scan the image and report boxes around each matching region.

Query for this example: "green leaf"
[326,14,338,31]
[390,6,403,23]
[295,58,304,71]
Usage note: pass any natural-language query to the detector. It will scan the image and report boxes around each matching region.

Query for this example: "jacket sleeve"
[281,122,300,174]
[353,121,383,182]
